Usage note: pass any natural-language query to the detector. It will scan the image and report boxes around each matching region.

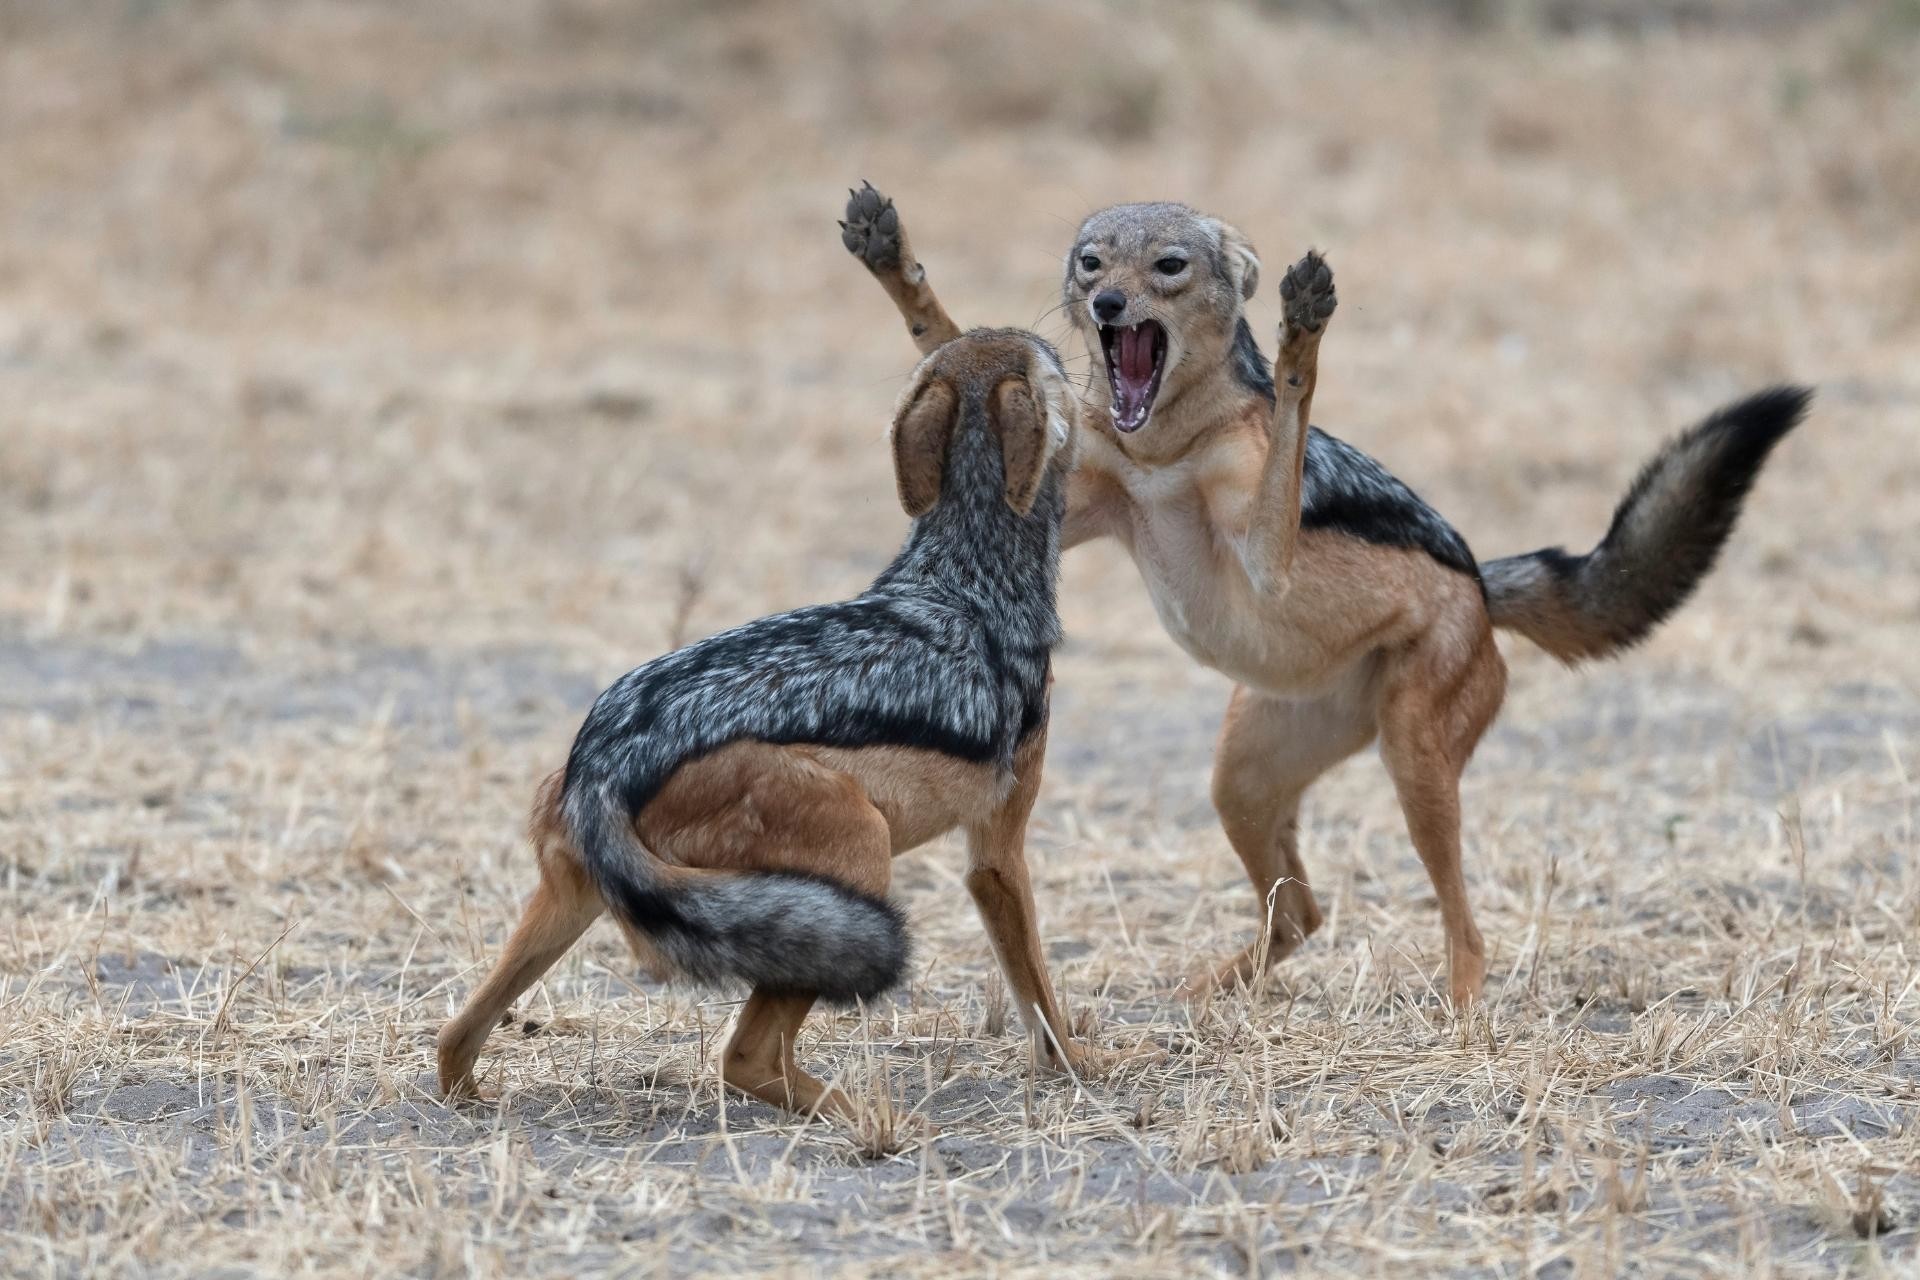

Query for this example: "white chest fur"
[1098,442,1354,697]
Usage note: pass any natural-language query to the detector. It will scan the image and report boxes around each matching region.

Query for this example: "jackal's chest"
[1115,484,1349,694]
[1119,493,1259,672]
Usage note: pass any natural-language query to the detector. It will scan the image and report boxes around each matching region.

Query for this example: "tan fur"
[438,334,1088,1123]
[892,379,958,517]
[437,774,606,1096]
[1479,561,1597,663]
[891,345,1065,518]
[962,720,1088,1077]
[848,191,1507,1006]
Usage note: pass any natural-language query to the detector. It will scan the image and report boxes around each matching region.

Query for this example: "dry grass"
[2,1,1918,1275]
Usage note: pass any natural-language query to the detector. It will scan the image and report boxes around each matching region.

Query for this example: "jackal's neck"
[876,426,1063,649]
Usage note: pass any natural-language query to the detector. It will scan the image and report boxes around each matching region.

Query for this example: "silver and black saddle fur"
[559,331,1072,1002]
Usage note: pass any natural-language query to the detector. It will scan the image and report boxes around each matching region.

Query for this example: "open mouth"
[1098,320,1166,434]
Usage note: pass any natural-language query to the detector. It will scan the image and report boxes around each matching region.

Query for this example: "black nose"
[1091,290,1126,323]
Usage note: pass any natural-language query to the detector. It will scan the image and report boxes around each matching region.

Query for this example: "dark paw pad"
[1279,251,1337,333]
[839,181,903,273]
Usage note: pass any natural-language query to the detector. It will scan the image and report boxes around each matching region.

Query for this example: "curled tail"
[563,779,909,1004]
[1484,386,1811,663]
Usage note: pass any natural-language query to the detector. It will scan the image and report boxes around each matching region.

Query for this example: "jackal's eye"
[1154,255,1188,275]
[1078,254,1101,273]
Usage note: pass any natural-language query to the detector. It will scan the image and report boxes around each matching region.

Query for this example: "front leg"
[963,720,1088,1074]
[840,182,963,357]
[1241,252,1337,596]
[1062,460,1127,550]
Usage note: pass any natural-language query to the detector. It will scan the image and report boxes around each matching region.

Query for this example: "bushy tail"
[562,779,909,1004]
[1483,386,1811,663]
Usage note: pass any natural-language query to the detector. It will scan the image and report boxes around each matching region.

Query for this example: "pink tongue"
[1118,325,1155,382]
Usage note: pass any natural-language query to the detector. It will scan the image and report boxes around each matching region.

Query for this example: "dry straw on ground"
[1,1,1916,1275]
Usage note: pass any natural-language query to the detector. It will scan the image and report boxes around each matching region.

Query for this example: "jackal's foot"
[1279,251,1337,336]
[840,181,904,274]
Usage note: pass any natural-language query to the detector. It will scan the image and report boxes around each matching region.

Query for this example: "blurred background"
[3,0,1916,667]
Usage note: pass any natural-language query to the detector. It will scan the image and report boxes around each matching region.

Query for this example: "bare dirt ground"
[2,1,1918,1275]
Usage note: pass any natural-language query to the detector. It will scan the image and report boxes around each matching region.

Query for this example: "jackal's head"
[1063,203,1261,437]
[889,329,1078,519]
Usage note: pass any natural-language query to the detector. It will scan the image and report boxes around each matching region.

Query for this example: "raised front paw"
[1279,250,1337,335]
[840,180,904,274]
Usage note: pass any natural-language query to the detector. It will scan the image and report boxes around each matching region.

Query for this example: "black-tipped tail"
[1484,386,1811,663]
[565,782,909,1004]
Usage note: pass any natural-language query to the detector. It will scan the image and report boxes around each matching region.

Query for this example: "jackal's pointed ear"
[890,377,958,518]
[1214,220,1261,302]
[991,377,1047,516]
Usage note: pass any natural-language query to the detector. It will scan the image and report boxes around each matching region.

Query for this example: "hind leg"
[1182,682,1377,1000]
[721,989,858,1119]
[714,803,893,1122]
[642,746,900,1119]
[1376,620,1507,1008]
[438,804,603,1096]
